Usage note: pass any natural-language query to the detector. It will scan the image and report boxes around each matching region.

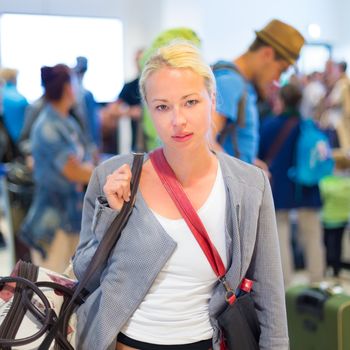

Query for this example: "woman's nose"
[171,107,187,126]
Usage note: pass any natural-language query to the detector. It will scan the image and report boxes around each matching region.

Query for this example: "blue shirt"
[214,61,259,164]
[2,82,28,143]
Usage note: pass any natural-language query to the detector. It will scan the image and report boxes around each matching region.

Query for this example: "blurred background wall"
[0,0,348,96]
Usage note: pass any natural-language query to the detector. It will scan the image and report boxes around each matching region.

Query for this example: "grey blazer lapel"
[218,153,244,287]
[218,152,263,282]
[223,184,242,289]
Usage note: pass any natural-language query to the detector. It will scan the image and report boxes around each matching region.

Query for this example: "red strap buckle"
[226,292,236,305]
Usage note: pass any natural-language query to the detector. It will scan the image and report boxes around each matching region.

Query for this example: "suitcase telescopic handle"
[296,289,328,320]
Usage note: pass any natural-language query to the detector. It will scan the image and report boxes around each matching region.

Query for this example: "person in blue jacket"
[259,83,325,286]
[20,64,94,272]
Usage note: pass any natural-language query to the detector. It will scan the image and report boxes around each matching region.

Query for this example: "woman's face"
[65,81,76,107]
[145,66,215,151]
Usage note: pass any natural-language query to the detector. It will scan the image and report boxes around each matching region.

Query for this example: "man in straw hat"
[212,19,305,165]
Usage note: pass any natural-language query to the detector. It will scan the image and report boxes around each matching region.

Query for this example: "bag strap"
[212,62,247,158]
[264,116,299,167]
[72,152,144,296]
[211,62,247,128]
[39,152,144,350]
[0,276,56,347]
[149,149,225,278]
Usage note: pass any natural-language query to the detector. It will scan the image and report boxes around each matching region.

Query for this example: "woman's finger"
[107,195,122,211]
[122,185,131,202]
[114,164,132,179]
[103,164,133,210]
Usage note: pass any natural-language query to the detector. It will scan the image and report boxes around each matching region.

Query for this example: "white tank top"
[121,164,227,344]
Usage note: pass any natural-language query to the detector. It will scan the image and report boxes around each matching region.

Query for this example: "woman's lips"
[171,133,194,142]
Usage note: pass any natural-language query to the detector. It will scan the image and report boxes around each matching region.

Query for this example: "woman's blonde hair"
[139,40,216,102]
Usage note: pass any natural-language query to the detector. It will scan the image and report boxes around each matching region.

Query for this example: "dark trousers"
[323,225,346,276]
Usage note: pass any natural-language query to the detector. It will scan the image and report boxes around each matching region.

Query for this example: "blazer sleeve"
[248,170,289,350]
[72,165,119,290]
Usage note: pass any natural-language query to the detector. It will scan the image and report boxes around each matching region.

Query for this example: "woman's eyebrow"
[181,93,199,100]
[150,98,168,103]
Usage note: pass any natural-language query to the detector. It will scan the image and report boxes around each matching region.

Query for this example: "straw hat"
[255,19,305,65]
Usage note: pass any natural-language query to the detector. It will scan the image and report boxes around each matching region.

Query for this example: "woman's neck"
[162,145,217,187]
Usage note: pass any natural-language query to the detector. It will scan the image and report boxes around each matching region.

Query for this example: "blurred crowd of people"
[0,47,147,271]
[259,58,350,283]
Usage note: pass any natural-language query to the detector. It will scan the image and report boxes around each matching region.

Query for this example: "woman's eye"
[185,99,199,107]
[155,104,168,111]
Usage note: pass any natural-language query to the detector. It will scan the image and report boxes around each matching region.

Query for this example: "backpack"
[0,114,20,162]
[288,118,334,186]
[211,62,247,158]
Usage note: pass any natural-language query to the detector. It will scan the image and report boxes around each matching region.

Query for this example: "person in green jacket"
[320,173,350,276]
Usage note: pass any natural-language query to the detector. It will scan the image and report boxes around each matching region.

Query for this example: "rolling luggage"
[286,284,350,350]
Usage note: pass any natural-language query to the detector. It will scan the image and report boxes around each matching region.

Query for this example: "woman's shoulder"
[217,152,266,191]
[31,109,64,142]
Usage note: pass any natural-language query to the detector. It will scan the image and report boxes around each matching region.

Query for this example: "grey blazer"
[73,152,289,350]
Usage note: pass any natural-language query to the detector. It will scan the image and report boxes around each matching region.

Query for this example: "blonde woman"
[73,42,288,350]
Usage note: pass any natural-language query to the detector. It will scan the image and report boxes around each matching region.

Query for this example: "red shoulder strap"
[149,148,226,278]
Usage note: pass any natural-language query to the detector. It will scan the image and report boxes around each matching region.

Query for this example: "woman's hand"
[62,155,94,185]
[103,164,132,210]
